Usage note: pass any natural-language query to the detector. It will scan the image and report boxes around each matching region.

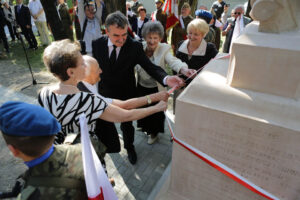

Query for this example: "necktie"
[110,45,117,66]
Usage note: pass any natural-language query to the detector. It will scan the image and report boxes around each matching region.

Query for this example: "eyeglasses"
[234,12,241,15]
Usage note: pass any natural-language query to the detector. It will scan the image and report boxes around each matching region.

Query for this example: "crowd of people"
[0,0,253,199]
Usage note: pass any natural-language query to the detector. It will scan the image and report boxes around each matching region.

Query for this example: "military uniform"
[17,144,86,200]
[0,102,87,200]
[152,8,167,43]
[204,26,216,44]
[171,15,193,52]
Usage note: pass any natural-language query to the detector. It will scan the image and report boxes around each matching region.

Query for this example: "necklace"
[59,83,79,90]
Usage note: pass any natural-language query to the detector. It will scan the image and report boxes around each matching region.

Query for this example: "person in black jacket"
[14,0,37,49]
[92,11,184,165]
[0,5,9,53]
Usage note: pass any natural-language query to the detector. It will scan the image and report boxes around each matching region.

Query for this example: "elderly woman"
[38,39,168,147]
[173,18,218,113]
[136,21,196,144]
[176,18,218,79]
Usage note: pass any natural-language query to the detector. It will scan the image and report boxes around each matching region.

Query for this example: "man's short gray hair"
[105,11,128,30]
[141,21,164,39]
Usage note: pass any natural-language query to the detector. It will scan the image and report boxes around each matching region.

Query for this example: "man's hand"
[26,25,30,29]
[166,75,185,89]
[180,68,197,78]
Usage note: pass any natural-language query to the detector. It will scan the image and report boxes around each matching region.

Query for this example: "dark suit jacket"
[92,36,167,100]
[77,81,121,153]
[14,4,31,27]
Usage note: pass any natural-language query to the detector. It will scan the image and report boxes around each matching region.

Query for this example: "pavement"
[0,84,173,200]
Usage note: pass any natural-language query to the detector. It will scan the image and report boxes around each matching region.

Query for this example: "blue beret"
[195,9,213,24]
[0,101,61,136]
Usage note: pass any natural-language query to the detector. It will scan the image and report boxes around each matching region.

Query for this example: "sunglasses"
[234,12,241,15]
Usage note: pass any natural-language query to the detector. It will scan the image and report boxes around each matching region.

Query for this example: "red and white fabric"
[79,114,118,200]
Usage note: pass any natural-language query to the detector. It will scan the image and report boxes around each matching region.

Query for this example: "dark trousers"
[0,25,9,50]
[21,26,37,48]
[95,119,121,153]
[5,20,15,41]
[121,121,135,150]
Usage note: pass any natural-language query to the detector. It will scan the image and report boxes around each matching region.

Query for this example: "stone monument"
[154,3,300,200]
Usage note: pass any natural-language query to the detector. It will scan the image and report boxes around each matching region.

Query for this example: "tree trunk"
[178,0,198,17]
[103,0,126,16]
[40,0,68,41]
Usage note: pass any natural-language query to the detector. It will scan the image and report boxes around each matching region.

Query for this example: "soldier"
[0,101,87,200]
[151,0,167,43]
[171,2,193,53]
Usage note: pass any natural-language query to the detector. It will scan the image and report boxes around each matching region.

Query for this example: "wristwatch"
[146,95,152,105]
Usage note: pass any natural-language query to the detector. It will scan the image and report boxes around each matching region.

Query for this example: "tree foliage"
[103,0,126,15]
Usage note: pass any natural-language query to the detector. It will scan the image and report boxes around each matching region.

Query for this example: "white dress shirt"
[108,38,121,58]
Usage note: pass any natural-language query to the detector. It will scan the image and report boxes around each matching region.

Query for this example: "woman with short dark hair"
[135,21,196,144]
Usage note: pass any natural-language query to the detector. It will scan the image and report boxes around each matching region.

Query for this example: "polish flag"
[163,0,179,31]
[79,114,118,200]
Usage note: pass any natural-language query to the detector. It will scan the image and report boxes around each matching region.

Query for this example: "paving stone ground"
[0,85,173,200]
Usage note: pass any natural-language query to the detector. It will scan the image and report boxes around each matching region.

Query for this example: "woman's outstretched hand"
[151,91,169,102]
[154,100,168,112]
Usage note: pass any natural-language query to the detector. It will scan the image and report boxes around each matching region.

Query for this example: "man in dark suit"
[15,0,38,49]
[92,11,184,165]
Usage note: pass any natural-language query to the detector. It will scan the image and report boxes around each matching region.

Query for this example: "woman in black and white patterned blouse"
[38,39,168,144]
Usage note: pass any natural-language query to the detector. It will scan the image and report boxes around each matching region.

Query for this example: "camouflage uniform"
[17,144,87,200]
[204,26,216,44]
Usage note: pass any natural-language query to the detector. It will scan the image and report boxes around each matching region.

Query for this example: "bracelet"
[146,95,152,105]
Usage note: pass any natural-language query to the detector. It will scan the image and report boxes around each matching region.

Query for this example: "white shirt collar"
[178,39,207,56]
[82,81,98,94]
[107,38,121,58]
[107,38,114,47]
